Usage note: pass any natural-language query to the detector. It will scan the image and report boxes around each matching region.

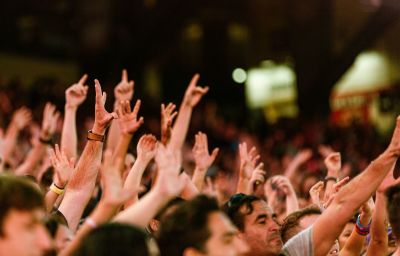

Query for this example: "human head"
[149,197,185,234]
[157,195,248,256]
[74,223,159,256]
[45,211,72,254]
[386,184,400,241]
[280,205,321,243]
[0,175,51,256]
[337,216,356,249]
[223,193,282,256]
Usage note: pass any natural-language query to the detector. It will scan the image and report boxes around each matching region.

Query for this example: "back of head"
[74,223,154,256]
[0,174,44,235]
[280,205,321,243]
[157,195,219,256]
[222,193,261,231]
[386,184,400,240]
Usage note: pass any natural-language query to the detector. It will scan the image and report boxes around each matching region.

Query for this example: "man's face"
[240,200,282,256]
[0,209,51,256]
[203,211,249,256]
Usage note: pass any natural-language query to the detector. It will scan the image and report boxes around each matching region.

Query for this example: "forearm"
[105,119,120,153]
[113,134,133,173]
[285,191,299,215]
[366,193,388,256]
[123,157,150,207]
[44,190,60,213]
[60,201,119,256]
[61,106,78,160]
[14,141,47,176]
[237,175,249,194]
[114,189,170,228]
[192,167,207,191]
[3,123,20,163]
[58,140,103,231]
[341,213,370,256]
[169,103,192,151]
[180,172,199,200]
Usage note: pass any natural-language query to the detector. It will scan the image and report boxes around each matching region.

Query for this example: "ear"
[149,219,159,233]
[183,247,204,256]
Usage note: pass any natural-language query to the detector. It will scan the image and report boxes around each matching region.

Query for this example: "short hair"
[74,223,152,256]
[157,195,220,256]
[45,210,69,237]
[222,193,261,231]
[386,184,400,240]
[280,205,321,243]
[0,174,44,235]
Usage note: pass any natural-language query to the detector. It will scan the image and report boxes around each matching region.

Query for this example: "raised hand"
[114,69,134,102]
[93,79,118,134]
[324,152,341,177]
[136,134,157,162]
[249,162,266,188]
[154,144,188,198]
[271,175,295,196]
[239,142,260,180]
[309,181,324,210]
[160,103,178,145]
[116,100,144,135]
[100,150,136,206]
[193,132,219,171]
[11,107,32,130]
[41,102,60,140]
[65,74,89,109]
[183,74,209,107]
[49,144,74,188]
[293,149,313,165]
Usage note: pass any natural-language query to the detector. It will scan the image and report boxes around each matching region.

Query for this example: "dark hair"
[74,223,153,256]
[154,197,185,221]
[280,205,321,243]
[157,195,219,256]
[0,174,44,235]
[45,210,69,237]
[222,193,261,231]
[386,184,400,240]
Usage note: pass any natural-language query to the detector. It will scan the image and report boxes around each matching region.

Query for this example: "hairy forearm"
[105,119,120,153]
[61,106,78,160]
[58,140,103,231]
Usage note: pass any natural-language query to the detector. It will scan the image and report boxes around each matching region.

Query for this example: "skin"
[239,200,282,256]
[0,209,52,256]
[338,222,354,250]
[53,224,73,253]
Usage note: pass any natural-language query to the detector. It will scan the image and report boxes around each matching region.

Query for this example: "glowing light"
[232,68,247,83]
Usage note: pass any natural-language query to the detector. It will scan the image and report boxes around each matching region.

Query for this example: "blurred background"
[2,0,400,180]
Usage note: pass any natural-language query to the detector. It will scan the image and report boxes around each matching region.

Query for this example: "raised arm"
[61,74,88,160]
[15,103,59,178]
[58,79,117,232]
[115,144,187,228]
[123,134,157,207]
[191,132,219,191]
[311,117,400,256]
[160,103,178,146]
[106,69,134,153]
[113,99,144,173]
[168,74,209,152]
[284,149,312,189]
[271,175,299,216]
[323,152,341,202]
[3,107,32,165]
[45,144,74,212]
[60,150,135,256]
[237,142,260,194]
[340,198,374,256]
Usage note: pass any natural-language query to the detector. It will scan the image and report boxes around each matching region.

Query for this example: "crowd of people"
[0,70,399,256]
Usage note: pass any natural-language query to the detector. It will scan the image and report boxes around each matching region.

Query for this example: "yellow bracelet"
[50,183,64,195]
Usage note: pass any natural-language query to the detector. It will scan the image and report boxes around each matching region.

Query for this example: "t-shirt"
[280,226,314,256]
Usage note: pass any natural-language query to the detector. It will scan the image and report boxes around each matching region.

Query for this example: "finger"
[132,100,141,116]
[122,69,128,82]
[189,73,200,89]
[210,148,219,161]
[170,111,178,122]
[161,103,165,112]
[101,91,107,106]
[94,79,102,102]
[78,74,88,85]
[123,100,131,115]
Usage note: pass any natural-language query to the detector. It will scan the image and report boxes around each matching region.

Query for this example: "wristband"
[85,217,97,228]
[39,137,53,145]
[50,183,64,195]
[355,214,371,236]
[324,176,338,183]
[87,130,105,142]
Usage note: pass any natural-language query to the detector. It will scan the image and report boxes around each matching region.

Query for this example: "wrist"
[91,124,106,135]
[65,104,78,111]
